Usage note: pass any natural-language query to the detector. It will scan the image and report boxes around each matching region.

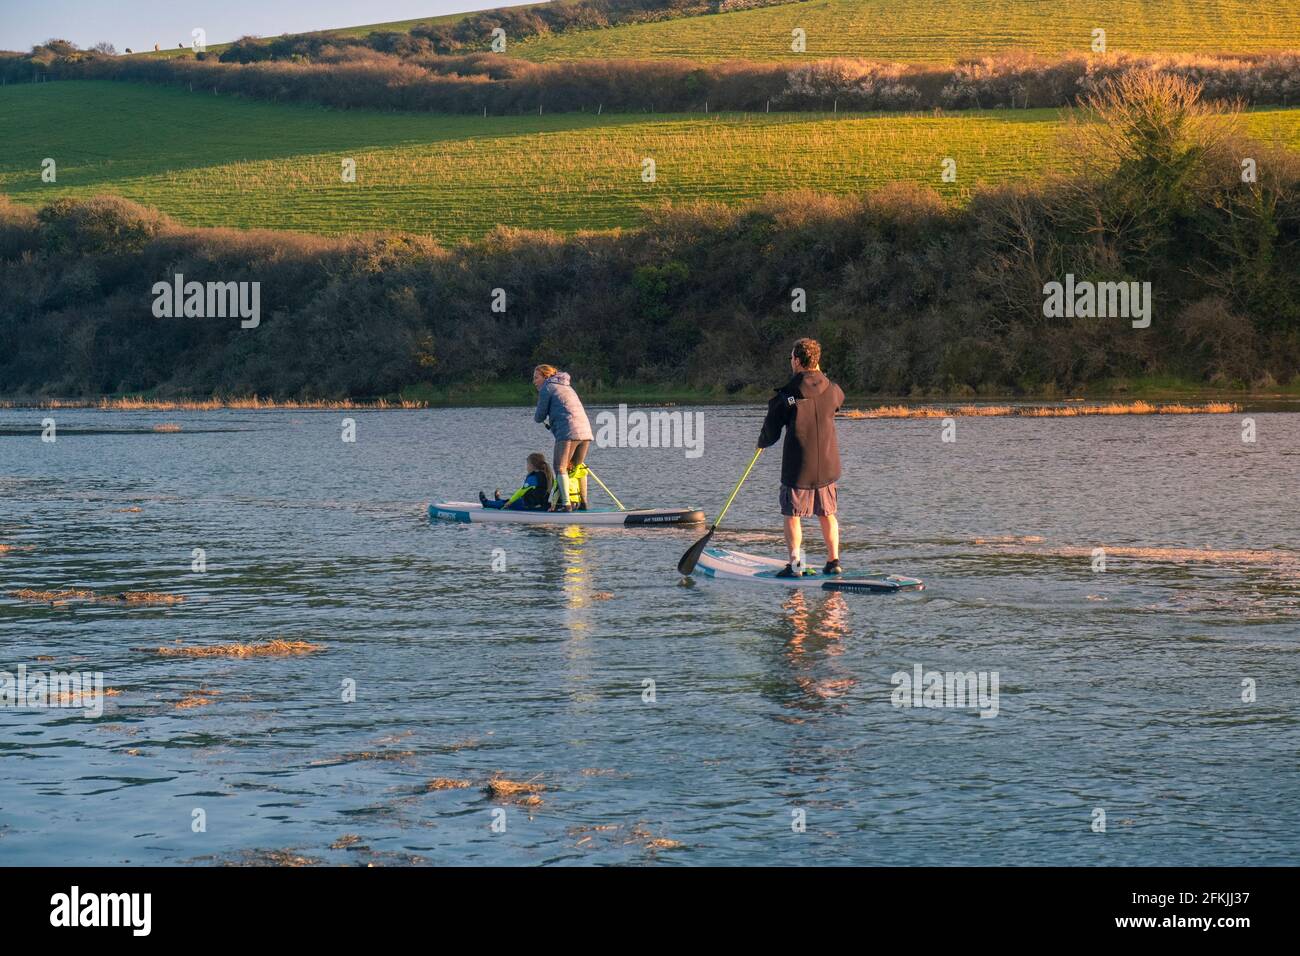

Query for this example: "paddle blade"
[677,527,715,575]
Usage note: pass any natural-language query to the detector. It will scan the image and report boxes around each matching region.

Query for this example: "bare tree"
[1061,71,1242,261]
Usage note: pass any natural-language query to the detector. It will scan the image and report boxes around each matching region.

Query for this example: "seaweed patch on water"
[348,850,430,866]
[844,401,1240,419]
[484,775,545,806]
[23,397,428,411]
[144,638,321,657]
[644,837,684,851]
[9,588,185,606]
[437,732,493,753]
[53,688,120,706]
[121,591,185,604]
[972,538,1299,571]
[426,777,471,791]
[174,688,222,709]
[334,750,417,763]
[9,588,97,603]
[569,823,683,855]
[215,849,322,867]
[312,748,418,768]
[323,838,429,865]
[0,427,239,436]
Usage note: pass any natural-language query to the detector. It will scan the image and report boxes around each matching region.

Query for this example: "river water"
[1,404,1296,865]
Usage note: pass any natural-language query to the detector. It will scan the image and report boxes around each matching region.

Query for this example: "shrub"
[36,196,170,255]
[30,45,1300,115]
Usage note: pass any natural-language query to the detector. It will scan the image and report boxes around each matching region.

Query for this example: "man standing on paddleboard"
[756,338,845,576]
[533,364,593,512]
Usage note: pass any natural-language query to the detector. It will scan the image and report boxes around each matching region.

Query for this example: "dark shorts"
[780,482,837,517]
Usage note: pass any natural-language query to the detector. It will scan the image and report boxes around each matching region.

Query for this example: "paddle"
[677,447,763,575]
[585,468,626,511]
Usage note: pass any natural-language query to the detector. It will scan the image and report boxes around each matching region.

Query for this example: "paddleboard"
[429,501,705,526]
[693,547,924,593]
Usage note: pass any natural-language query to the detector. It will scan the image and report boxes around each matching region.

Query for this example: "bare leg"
[571,441,590,507]
[784,516,802,563]
[818,514,840,562]
[552,439,573,507]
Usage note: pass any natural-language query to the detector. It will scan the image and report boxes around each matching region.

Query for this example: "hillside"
[509,0,1300,62]
[130,5,516,58]
[121,0,1300,64]
[4,81,1298,241]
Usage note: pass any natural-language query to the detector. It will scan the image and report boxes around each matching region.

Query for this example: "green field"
[4,81,1299,241]
[514,0,1300,62]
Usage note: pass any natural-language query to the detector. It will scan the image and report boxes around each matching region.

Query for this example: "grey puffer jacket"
[534,371,593,441]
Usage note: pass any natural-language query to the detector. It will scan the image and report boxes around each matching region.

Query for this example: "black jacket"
[757,370,844,489]
[518,470,552,510]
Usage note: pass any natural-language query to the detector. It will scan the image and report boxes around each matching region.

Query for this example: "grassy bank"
[6,376,1297,410]
[407,376,1300,407]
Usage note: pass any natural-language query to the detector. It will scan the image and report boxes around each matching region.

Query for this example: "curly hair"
[791,338,821,370]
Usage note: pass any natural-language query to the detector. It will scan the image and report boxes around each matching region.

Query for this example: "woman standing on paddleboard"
[533,364,593,512]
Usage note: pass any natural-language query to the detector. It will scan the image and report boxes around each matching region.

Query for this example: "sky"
[0,0,494,53]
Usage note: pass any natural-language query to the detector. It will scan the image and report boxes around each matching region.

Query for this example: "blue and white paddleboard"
[429,501,705,526]
[694,546,924,593]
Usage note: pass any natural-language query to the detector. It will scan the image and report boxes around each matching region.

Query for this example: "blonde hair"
[534,364,558,379]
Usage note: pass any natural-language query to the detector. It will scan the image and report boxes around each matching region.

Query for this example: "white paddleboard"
[694,546,924,593]
[430,501,705,526]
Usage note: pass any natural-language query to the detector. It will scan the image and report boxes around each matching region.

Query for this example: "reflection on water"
[783,590,852,652]
[563,525,591,627]
[780,591,856,708]
[560,525,596,709]
[0,405,1297,865]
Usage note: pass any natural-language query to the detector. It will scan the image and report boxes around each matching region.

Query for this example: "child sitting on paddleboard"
[479,453,554,511]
